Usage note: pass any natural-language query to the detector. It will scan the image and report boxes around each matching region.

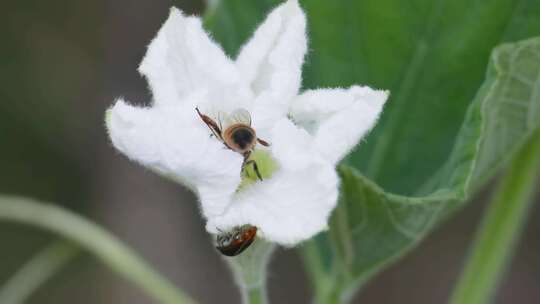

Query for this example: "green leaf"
[312,37,540,302]
[450,129,540,304]
[205,0,540,301]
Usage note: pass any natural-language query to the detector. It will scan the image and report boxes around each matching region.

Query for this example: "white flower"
[105,0,388,246]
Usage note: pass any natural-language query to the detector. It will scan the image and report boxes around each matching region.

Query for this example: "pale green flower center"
[237,149,278,192]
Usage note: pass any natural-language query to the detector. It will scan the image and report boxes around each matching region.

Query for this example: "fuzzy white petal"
[236,0,307,132]
[207,164,338,245]
[139,8,252,110]
[270,119,320,171]
[106,99,243,218]
[290,86,389,164]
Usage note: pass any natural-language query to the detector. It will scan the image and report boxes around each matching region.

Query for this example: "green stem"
[449,129,540,304]
[245,286,267,304]
[0,241,79,304]
[0,196,197,304]
[225,240,275,304]
[300,242,341,304]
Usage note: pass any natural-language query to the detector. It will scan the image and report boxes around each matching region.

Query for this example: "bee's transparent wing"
[220,108,252,129]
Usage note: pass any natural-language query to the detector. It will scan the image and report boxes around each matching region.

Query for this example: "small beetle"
[216,225,258,256]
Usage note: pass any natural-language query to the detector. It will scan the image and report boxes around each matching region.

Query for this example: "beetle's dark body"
[216,225,258,256]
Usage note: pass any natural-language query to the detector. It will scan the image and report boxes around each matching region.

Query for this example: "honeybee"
[196,107,270,180]
[216,225,258,256]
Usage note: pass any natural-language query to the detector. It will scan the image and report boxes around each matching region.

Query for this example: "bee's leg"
[242,150,251,165]
[243,160,263,181]
[241,151,251,177]
[241,151,263,181]
[257,138,270,147]
[252,160,263,181]
[196,107,223,140]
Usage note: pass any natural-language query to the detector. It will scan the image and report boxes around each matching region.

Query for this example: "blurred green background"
[0,0,538,303]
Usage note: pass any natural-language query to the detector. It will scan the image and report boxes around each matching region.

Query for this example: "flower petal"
[290,86,389,164]
[106,98,244,218]
[139,8,252,111]
[269,118,320,171]
[236,0,307,130]
[207,164,338,245]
